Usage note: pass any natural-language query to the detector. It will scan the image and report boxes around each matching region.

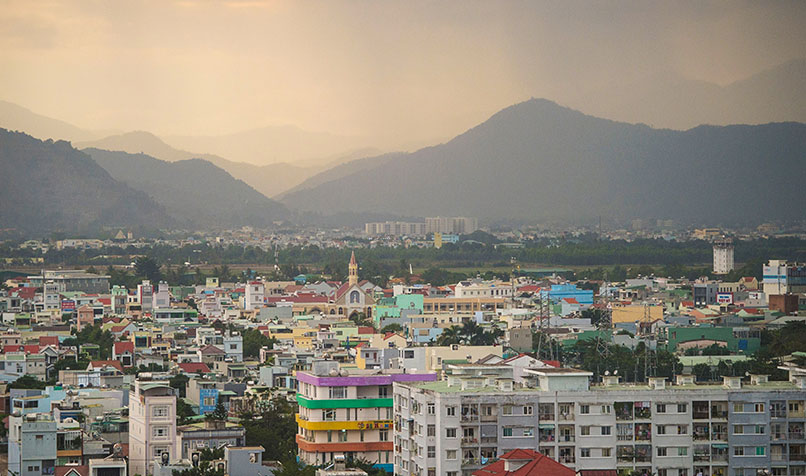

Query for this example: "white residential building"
[393,364,806,476]
[129,378,179,476]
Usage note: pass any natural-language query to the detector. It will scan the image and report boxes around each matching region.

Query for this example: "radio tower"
[641,302,657,380]
[594,273,612,381]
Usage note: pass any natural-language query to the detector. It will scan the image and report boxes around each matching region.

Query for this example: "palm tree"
[436,325,462,346]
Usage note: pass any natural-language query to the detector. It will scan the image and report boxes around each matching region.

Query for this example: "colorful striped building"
[296,360,437,472]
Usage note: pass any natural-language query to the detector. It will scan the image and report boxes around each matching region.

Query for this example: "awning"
[711,444,729,449]
[539,424,555,429]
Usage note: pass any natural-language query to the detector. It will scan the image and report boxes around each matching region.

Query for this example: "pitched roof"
[55,465,89,476]
[114,341,134,354]
[39,336,60,347]
[199,344,225,354]
[89,360,124,372]
[472,449,574,476]
[178,362,211,374]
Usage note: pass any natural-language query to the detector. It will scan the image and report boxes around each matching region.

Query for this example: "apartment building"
[8,412,57,476]
[393,364,806,476]
[128,378,179,476]
[295,360,437,473]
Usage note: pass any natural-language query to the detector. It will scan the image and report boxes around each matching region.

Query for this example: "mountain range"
[0,129,174,234]
[281,99,806,224]
[74,131,314,197]
[572,58,806,130]
[84,148,289,229]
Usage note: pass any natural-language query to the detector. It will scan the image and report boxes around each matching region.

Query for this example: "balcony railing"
[790,454,806,461]
[791,432,806,440]
[539,414,555,421]
[480,415,498,422]
[558,435,575,443]
[694,454,710,462]
[461,437,478,445]
[559,456,575,464]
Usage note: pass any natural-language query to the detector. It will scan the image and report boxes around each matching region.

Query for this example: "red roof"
[472,449,574,476]
[89,360,124,372]
[578,472,618,476]
[24,345,41,354]
[357,326,376,334]
[562,298,579,305]
[518,285,541,293]
[114,341,134,354]
[55,465,89,476]
[39,336,59,347]
[11,287,37,300]
[681,301,694,307]
[97,297,111,306]
[178,362,211,374]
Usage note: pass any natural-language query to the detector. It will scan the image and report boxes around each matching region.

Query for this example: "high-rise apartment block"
[393,364,806,476]
[713,238,735,275]
[425,217,478,235]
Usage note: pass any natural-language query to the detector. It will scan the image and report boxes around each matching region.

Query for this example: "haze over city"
[2,0,806,158]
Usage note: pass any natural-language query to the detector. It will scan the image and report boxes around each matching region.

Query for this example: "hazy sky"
[2,0,805,149]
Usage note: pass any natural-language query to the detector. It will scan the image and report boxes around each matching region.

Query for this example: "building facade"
[128,379,179,476]
[393,365,806,476]
[713,239,735,275]
[295,360,436,473]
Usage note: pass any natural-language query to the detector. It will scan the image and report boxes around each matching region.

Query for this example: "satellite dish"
[161,452,170,465]
[614,370,618,375]
[604,370,610,376]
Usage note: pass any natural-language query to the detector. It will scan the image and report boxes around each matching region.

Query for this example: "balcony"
[539,413,555,421]
[480,437,497,444]
[461,437,478,446]
[791,431,806,441]
[694,453,710,462]
[462,458,480,467]
[558,435,575,443]
[558,455,575,465]
[791,454,806,462]
[480,414,498,422]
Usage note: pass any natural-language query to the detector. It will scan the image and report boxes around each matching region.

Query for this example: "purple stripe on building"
[297,372,437,387]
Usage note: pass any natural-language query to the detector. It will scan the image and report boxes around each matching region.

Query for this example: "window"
[656,404,666,413]
[446,450,457,460]
[601,405,611,414]
[754,403,765,413]
[378,387,389,398]
[427,424,435,437]
[523,405,533,416]
[203,397,216,406]
[580,426,591,436]
[602,448,611,457]
[446,406,456,416]
[677,447,687,456]
[677,425,688,435]
[338,430,348,442]
[153,427,167,437]
[755,446,766,456]
[36,435,43,440]
[329,386,347,399]
[580,404,590,414]
[446,428,457,438]
[503,427,513,437]
[601,426,611,435]
[323,410,336,421]
[427,403,435,415]
[657,425,666,435]
[502,405,512,415]
[677,403,687,413]
[581,448,591,458]
[153,406,169,417]
[523,428,533,437]
[404,350,415,359]
[379,430,389,441]
[657,447,667,456]
[229,344,236,350]
[427,446,435,458]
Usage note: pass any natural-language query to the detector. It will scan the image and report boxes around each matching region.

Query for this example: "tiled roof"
[472,449,574,476]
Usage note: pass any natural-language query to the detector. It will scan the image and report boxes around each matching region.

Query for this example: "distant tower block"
[713,237,734,274]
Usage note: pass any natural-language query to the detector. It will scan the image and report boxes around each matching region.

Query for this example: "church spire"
[348,251,358,286]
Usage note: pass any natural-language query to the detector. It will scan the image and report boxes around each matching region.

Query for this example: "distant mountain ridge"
[75,131,368,197]
[84,148,289,228]
[0,129,174,233]
[574,58,806,129]
[281,99,806,224]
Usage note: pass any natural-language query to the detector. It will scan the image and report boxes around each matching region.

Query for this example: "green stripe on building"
[296,395,393,409]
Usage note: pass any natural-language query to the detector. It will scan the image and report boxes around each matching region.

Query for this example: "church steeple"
[348,251,358,286]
